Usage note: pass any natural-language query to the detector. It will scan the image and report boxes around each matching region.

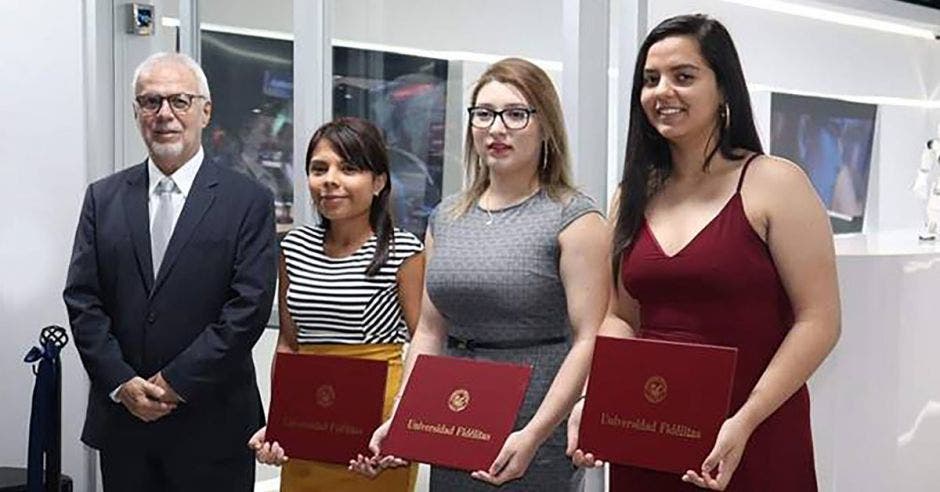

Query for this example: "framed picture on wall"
[770,93,877,234]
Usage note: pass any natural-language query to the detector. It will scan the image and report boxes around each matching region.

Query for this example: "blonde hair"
[450,57,575,217]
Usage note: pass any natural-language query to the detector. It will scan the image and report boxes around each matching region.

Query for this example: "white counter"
[834,229,940,257]
[812,229,940,491]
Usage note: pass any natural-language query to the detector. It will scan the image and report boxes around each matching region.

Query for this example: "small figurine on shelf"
[912,125,940,240]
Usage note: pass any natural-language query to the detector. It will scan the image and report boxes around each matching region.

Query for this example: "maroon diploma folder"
[266,352,387,464]
[579,336,737,474]
[382,355,532,471]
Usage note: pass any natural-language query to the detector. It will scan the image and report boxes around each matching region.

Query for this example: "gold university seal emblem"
[448,388,470,413]
[643,376,667,404]
[315,384,336,408]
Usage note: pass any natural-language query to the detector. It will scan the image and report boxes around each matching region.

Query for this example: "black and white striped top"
[281,225,424,344]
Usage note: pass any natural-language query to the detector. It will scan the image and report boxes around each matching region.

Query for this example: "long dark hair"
[613,14,763,276]
[306,117,394,276]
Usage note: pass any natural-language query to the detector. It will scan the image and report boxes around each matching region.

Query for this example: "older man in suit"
[64,52,276,491]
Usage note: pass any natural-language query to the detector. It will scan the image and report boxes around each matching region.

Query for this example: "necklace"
[480,187,540,226]
[477,193,495,225]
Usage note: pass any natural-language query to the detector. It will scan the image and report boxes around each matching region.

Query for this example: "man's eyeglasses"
[467,106,537,130]
[134,93,207,114]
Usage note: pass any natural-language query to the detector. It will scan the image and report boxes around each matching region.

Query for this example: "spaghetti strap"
[736,153,761,193]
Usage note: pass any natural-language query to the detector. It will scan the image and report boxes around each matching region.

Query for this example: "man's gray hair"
[132,52,212,101]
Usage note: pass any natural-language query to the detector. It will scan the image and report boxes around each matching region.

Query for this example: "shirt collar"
[147,147,204,198]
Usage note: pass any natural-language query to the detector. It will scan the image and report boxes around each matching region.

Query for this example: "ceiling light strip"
[161,17,562,71]
[721,0,936,40]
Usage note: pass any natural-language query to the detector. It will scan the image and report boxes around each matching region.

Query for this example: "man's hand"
[149,372,183,404]
[116,376,177,422]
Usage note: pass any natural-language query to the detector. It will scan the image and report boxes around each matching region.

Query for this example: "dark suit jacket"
[63,158,276,458]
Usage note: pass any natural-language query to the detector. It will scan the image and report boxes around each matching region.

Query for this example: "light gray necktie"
[151,177,178,277]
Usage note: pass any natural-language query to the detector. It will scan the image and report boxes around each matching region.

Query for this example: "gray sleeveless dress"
[426,190,600,491]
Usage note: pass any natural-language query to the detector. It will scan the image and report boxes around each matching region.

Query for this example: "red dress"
[613,158,817,491]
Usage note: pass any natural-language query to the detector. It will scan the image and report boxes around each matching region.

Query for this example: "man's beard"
[141,120,187,161]
[149,139,185,160]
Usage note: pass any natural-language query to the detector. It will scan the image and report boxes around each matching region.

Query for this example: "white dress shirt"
[147,147,204,236]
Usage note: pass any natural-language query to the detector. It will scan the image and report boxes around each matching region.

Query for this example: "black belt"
[447,334,567,351]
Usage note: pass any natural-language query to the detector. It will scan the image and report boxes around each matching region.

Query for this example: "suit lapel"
[122,162,154,293]
[151,160,219,297]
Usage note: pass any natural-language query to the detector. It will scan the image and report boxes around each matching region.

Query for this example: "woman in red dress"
[568,14,840,491]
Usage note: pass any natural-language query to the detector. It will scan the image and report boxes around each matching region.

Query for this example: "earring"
[721,103,731,131]
[541,141,549,171]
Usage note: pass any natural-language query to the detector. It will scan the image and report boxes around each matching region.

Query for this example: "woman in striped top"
[249,117,424,491]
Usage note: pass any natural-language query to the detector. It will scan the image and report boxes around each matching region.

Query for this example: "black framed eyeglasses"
[467,106,537,130]
[134,93,207,114]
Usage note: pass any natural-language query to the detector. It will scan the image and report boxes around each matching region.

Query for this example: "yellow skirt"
[279,343,417,492]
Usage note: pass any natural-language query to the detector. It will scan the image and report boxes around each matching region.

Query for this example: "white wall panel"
[0,0,89,488]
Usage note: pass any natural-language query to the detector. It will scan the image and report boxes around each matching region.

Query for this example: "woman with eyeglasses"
[248,117,424,492]
[351,58,609,490]
[568,14,839,491]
